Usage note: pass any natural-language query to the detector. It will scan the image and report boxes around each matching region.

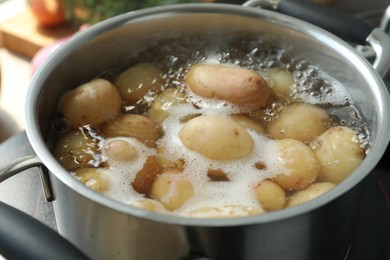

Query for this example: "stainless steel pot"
[1,2,390,260]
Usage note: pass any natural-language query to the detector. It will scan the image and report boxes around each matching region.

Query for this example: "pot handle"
[244,0,375,45]
[0,201,89,260]
[243,0,390,77]
[0,155,53,201]
[0,156,89,260]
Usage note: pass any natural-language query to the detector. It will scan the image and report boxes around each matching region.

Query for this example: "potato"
[310,126,364,183]
[267,103,330,142]
[131,156,163,194]
[101,114,160,148]
[114,63,164,103]
[150,174,194,211]
[186,64,271,108]
[272,139,320,191]
[187,205,263,218]
[254,179,286,211]
[147,88,185,123]
[103,139,138,162]
[129,199,167,213]
[53,130,99,171]
[179,115,253,160]
[60,78,122,128]
[157,157,185,174]
[230,114,265,134]
[73,168,110,193]
[286,182,335,207]
[266,68,294,100]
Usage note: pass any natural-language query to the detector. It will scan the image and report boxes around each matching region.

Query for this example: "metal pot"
[1,2,390,260]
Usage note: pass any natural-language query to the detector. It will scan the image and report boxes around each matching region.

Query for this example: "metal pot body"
[26,4,390,260]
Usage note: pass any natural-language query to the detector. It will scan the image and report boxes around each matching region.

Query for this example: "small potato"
[286,182,335,207]
[129,199,167,213]
[266,68,294,100]
[267,103,330,142]
[272,139,320,191]
[150,174,194,211]
[254,179,286,211]
[147,88,185,123]
[101,114,160,148]
[114,63,164,103]
[230,114,265,134]
[188,205,263,218]
[311,126,364,183]
[53,130,99,171]
[186,64,271,108]
[179,115,253,160]
[103,139,138,162]
[60,78,122,128]
[73,168,110,193]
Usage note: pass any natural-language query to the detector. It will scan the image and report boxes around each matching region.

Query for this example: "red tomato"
[29,0,66,27]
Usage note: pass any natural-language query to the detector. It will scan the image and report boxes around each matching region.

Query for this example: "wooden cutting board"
[0,8,77,59]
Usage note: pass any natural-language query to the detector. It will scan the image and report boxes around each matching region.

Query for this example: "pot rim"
[26,3,390,227]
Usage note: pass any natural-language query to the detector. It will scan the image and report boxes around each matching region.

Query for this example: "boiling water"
[53,35,370,216]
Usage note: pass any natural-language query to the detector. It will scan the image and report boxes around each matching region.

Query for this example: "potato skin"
[286,182,335,207]
[267,103,330,142]
[187,205,263,218]
[254,179,286,211]
[147,88,185,123]
[272,139,320,191]
[311,126,364,183]
[101,114,160,148]
[60,78,122,128]
[150,174,194,211]
[73,168,110,193]
[115,63,164,103]
[230,114,265,134]
[103,139,138,162]
[179,115,254,160]
[186,64,271,108]
[53,130,99,171]
[266,68,294,100]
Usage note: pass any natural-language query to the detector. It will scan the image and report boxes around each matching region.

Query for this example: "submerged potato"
[286,182,335,207]
[311,126,364,183]
[60,78,122,128]
[115,63,164,103]
[254,179,286,211]
[147,88,185,123]
[73,168,110,193]
[129,199,167,213]
[188,205,263,218]
[267,103,330,142]
[266,68,294,100]
[186,64,271,108]
[150,174,194,211]
[179,115,253,160]
[53,130,99,171]
[101,114,160,148]
[103,139,138,162]
[230,114,265,134]
[272,139,320,191]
